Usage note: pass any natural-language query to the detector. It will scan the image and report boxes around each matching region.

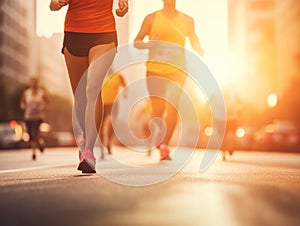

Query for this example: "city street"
[0,147,299,226]
[1,1,300,226]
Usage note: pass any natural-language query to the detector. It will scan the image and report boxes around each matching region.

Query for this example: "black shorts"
[25,119,43,142]
[62,31,118,57]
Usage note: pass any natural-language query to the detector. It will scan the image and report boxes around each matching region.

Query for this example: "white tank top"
[24,89,46,120]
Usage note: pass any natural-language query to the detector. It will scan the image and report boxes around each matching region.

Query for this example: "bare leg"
[84,43,116,151]
[63,48,89,138]
[149,96,165,146]
[106,115,114,154]
[31,141,37,160]
[163,101,179,145]
[99,112,109,159]
[147,76,183,146]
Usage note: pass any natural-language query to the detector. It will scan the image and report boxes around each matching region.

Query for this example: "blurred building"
[0,0,37,121]
[276,0,300,93]
[0,0,130,122]
[37,33,71,98]
[228,0,277,109]
[0,0,36,82]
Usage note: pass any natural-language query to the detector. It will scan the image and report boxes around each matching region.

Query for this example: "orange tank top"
[146,11,188,74]
[65,0,116,33]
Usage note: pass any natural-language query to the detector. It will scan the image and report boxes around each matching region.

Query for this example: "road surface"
[0,147,299,226]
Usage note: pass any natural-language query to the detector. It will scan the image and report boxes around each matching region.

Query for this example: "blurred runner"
[134,0,205,160]
[221,90,242,160]
[20,76,49,160]
[99,71,127,159]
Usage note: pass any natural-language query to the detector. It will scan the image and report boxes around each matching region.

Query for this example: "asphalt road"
[0,147,299,226]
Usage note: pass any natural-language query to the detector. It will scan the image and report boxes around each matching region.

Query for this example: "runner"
[134,0,205,160]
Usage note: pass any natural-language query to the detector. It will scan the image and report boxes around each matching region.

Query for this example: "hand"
[118,0,128,10]
[116,0,128,17]
[147,34,161,49]
[58,0,69,7]
[50,0,69,11]
[198,48,205,57]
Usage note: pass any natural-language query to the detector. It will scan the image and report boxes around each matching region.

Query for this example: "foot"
[100,148,105,160]
[38,138,45,153]
[77,148,96,173]
[107,145,112,155]
[32,153,36,160]
[39,146,44,153]
[222,150,226,161]
[158,144,172,161]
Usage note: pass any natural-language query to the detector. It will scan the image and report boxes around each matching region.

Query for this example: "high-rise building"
[0,0,36,81]
[228,0,277,108]
[276,0,300,93]
[0,0,37,121]
[37,33,71,98]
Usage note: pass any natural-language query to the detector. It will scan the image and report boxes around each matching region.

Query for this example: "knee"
[86,83,101,100]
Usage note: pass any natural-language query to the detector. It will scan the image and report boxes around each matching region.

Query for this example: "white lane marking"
[0,164,74,174]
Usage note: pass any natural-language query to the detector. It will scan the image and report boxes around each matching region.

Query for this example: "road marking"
[0,164,74,174]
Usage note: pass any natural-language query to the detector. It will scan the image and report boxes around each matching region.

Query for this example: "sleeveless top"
[23,89,46,120]
[146,10,189,74]
[64,0,116,33]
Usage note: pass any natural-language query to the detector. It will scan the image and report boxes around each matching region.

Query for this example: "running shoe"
[107,145,112,155]
[77,148,96,173]
[158,144,172,161]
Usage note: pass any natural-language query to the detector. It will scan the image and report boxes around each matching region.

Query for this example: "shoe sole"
[77,159,96,173]
[160,156,172,161]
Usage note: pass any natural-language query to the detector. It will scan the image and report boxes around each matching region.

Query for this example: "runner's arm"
[49,0,69,11]
[134,14,158,50]
[187,16,205,56]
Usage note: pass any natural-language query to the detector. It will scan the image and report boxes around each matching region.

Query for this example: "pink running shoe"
[77,148,96,173]
[158,144,172,161]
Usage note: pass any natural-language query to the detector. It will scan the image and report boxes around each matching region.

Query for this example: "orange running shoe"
[158,144,172,161]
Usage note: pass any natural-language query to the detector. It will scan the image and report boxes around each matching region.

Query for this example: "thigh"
[25,120,34,138]
[89,42,116,64]
[146,72,185,110]
[146,73,168,99]
[63,47,89,94]
[87,43,117,93]
[103,105,113,119]
[25,120,41,140]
